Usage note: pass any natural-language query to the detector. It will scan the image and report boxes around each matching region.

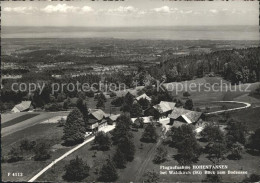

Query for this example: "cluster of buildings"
[11,92,205,134]
[132,93,205,132]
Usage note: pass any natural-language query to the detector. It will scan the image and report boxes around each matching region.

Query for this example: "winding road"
[205,101,251,115]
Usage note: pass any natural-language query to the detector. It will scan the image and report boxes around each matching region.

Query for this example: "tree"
[8,147,23,163]
[112,147,126,169]
[34,141,51,161]
[184,99,193,110]
[207,142,227,164]
[92,131,111,151]
[63,109,86,145]
[202,173,222,182]
[226,120,247,145]
[118,136,136,162]
[130,103,143,118]
[242,173,260,183]
[99,159,118,182]
[98,92,107,102]
[171,124,194,147]
[143,170,159,183]
[230,142,244,160]
[111,97,124,107]
[63,156,90,181]
[183,91,191,97]
[124,92,134,105]
[96,97,105,109]
[76,98,88,124]
[141,124,158,143]
[200,124,224,142]
[138,98,150,110]
[171,125,201,165]
[135,117,144,128]
[111,114,133,144]
[153,146,168,164]
[178,136,201,165]
[58,117,66,127]
[248,128,260,151]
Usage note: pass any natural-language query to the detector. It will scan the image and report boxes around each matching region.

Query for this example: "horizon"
[2,1,258,27]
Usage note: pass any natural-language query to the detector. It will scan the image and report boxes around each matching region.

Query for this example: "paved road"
[206,101,251,115]
[28,125,115,182]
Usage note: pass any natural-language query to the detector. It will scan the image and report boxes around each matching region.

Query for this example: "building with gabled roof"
[11,101,32,113]
[168,107,203,125]
[144,101,176,118]
[87,109,109,132]
[136,93,152,102]
[153,101,176,114]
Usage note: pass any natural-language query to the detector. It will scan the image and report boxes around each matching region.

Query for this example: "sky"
[1,0,259,27]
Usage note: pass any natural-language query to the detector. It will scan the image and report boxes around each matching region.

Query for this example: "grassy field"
[1,123,76,182]
[1,111,70,137]
[2,113,39,128]
[230,107,260,131]
[36,122,260,183]
[37,126,163,182]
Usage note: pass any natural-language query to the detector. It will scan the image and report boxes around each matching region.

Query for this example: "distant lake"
[2,26,259,40]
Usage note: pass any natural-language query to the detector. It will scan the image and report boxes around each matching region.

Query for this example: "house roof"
[12,101,31,112]
[168,107,202,124]
[182,111,202,124]
[136,93,152,101]
[109,114,120,121]
[153,101,176,113]
[89,109,108,121]
[131,116,153,123]
[168,107,190,119]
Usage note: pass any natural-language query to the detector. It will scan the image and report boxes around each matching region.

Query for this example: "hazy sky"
[2,0,259,27]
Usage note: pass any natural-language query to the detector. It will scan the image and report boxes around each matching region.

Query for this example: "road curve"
[206,101,251,115]
[28,125,115,182]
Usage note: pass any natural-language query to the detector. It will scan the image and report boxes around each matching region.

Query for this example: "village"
[9,90,205,138]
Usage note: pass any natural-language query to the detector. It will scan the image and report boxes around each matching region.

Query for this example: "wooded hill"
[149,47,260,84]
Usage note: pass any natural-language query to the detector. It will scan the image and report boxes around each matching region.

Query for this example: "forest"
[148,47,260,84]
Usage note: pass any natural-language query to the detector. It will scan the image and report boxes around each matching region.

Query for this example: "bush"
[20,139,36,151]
[45,103,63,111]
[34,142,51,161]
[7,147,24,163]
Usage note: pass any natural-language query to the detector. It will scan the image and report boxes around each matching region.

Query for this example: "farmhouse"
[145,101,176,117]
[87,109,109,132]
[11,101,33,113]
[168,107,204,127]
